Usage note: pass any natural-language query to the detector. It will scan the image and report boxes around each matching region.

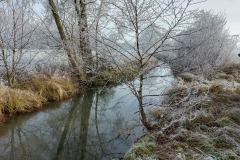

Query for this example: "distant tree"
[166,10,239,75]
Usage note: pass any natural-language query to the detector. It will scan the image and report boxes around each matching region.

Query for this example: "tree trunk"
[74,0,93,71]
[48,0,86,81]
[1,49,14,87]
[94,0,104,70]
[138,73,153,131]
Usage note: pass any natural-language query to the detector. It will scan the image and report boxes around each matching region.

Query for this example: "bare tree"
[74,0,93,69]
[48,0,87,81]
[0,0,37,87]
[47,0,100,80]
[97,0,197,130]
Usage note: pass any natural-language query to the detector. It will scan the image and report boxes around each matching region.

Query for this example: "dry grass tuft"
[220,64,240,75]
[91,67,139,86]
[0,86,43,115]
[0,73,78,122]
[123,134,158,160]
[178,72,197,82]
[209,83,225,94]
[214,72,234,80]
[148,107,170,119]
[16,74,78,101]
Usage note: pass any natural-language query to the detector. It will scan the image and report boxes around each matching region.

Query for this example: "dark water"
[0,85,146,160]
[0,66,174,160]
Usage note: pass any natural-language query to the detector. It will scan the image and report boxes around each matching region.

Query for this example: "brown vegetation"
[16,74,78,101]
[0,73,79,122]
[91,66,139,86]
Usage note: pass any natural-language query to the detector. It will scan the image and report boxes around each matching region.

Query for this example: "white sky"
[33,0,239,35]
[193,0,240,35]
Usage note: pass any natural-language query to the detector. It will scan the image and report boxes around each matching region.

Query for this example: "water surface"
[0,85,146,160]
[0,65,174,160]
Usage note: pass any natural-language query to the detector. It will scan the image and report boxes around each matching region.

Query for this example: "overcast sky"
[194,0,240,35]
[34,0,239,35]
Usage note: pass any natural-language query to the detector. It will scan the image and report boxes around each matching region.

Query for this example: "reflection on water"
[0,85,145,160]
[0,65,174,160]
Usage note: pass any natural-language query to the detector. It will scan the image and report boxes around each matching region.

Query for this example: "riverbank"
[0,73,79,122]
[124,64,240,159]
[0,65,139,123]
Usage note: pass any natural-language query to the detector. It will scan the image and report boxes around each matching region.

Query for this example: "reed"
[0,73,78,121]
[16,74,78,101]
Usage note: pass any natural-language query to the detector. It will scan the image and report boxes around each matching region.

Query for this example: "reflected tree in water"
[0,88,143,160]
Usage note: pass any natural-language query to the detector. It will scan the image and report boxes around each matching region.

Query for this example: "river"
[0,65,174,160]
